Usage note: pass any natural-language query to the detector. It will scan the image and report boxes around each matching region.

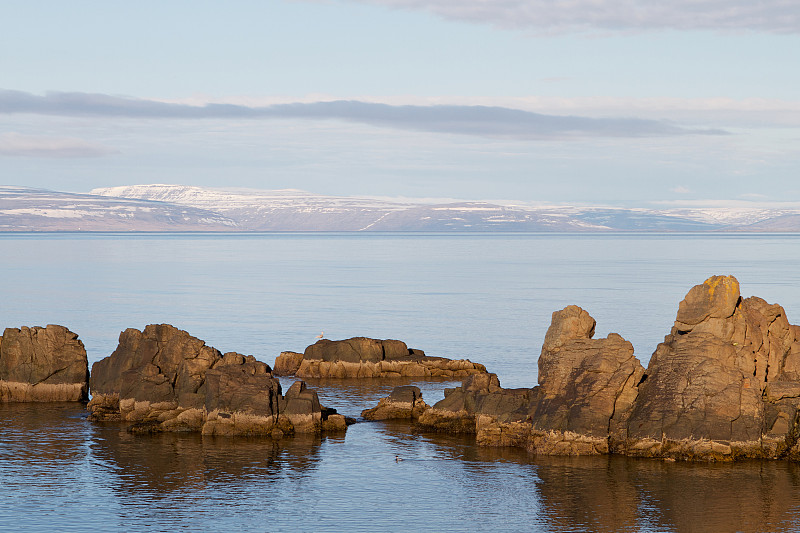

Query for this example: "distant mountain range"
[1,184,799,232]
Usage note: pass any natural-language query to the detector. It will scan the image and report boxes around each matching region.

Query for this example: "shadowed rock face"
[533,306,644,441]
[0,325,89,402]
[88,324,344,436]
[274,337,487,379]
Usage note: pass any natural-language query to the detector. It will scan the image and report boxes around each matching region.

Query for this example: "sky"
[1,0,799,207]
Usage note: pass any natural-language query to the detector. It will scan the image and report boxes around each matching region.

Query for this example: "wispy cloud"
[341,0,800,34]
[0,90,726,140]
[671,185,691,194]
[0,132,117,158]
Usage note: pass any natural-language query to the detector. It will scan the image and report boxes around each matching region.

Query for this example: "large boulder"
[625,275,800,460]
[274,336,487,379]
[88,324,344,436]
[418,307,645,456]
[529,306,645,454]
[0,325,89,402]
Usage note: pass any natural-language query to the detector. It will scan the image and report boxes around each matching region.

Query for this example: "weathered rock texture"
[361,385,430,420]
[418,275,800,461]
[88,324,345,436]
[529,305,645,455]
[623,275,800,460]
[0,325,89,402]
[274,337,487,379]
[417,310,643,455]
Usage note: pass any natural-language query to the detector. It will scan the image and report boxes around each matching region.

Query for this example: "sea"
[2,232,800,532]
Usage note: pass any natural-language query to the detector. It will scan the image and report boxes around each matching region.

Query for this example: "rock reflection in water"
[534,455,800,533]
[4,395,800,531]
[90,424,326,494]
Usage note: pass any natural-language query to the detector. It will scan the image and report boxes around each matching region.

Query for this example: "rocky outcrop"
[623,275,800,460]
[0,325,89,402]
[418,275,800,461]
[361,385,430,420]
[529,305,645,455]
[417,373,531,432]
[417,310,643,455]
[88,324,346,436]
[274,337,487,379]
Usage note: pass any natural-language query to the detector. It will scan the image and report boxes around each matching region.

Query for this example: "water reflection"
[279,376,460,416]
[89,425,326,494]
[3,400,800,532]
[533,456,800,533]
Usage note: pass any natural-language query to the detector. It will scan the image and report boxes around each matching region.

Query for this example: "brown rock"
[273,351,304,376]
[533,307,644,442]
[361,385,430,420]
[284,336,487,379]
[417,374,534,435]
[0,325,89,402]
[88,324,343,437]
[625,275,800,460]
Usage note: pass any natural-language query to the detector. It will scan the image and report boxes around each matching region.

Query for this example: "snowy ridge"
[0,186,237,231]
[3,184,800,232]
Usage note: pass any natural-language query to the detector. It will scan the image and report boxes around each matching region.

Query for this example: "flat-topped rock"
[274,336,487,379]
[0,325,89,402]
[88,324,345,436]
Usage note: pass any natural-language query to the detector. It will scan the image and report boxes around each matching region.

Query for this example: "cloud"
[0,132,117,158]
[671,186,690,194]
[340,0,800,34]
[0,89,726,140]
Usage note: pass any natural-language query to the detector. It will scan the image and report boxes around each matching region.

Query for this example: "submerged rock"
[88,324,344,436]
[274,337,487,379]
[361,385,430,420]
[0,325,89,402]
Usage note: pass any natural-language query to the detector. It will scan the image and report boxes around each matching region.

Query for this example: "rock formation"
[273,337,487,378]
[88,324,346,436]
[0,325,89,402]
[623,275,800,460]
[361,385,430,420]
[415,275,800,461]
[416,310,643,454]
[529,305,644,455]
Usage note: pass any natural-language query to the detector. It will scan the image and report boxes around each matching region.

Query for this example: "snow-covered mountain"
[2,184,800,232]
[0,186,237,231]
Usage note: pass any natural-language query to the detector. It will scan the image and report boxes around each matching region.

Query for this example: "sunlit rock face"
[417,276,800,461]
[274,336,487,379]
[625,275,800,460]
[0,325,89,402]
[88,324,345,437]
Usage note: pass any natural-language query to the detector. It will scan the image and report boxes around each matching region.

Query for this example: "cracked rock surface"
[0,325,89,402]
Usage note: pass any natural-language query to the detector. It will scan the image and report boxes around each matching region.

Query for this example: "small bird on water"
[395,455,403,462]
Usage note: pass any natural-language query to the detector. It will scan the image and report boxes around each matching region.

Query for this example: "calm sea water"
[2,232,800,532]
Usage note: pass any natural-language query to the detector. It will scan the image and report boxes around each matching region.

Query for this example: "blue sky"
[2,0,799,206]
